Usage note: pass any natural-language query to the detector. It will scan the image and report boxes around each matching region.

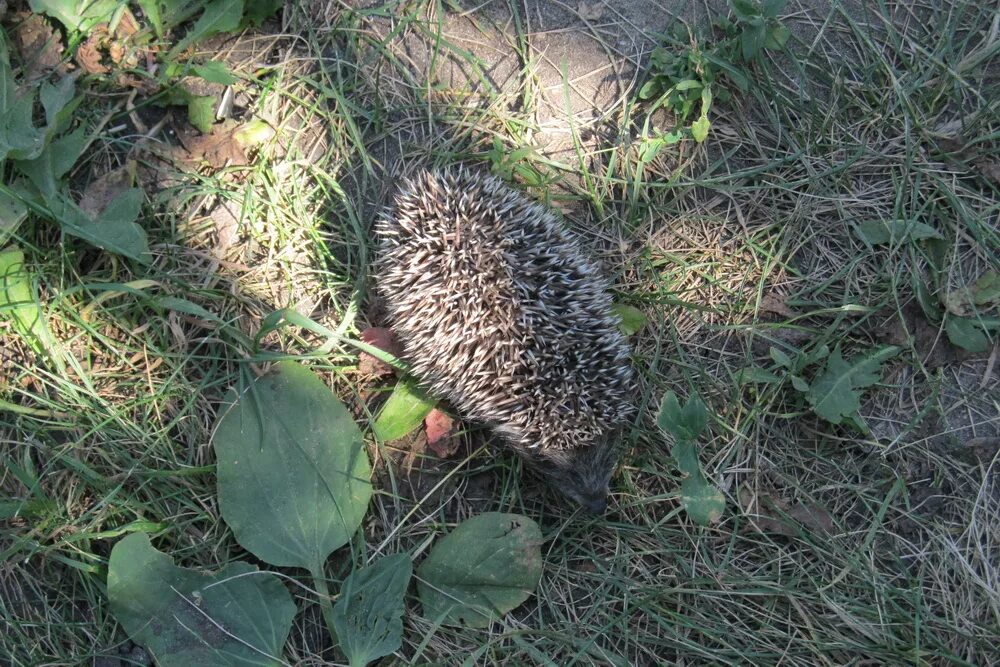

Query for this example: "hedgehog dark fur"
[375,168,636,512]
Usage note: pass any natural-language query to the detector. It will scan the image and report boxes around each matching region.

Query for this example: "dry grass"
[1,0,998,665]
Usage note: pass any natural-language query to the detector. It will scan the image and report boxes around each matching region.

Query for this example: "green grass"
[2,0,999,664]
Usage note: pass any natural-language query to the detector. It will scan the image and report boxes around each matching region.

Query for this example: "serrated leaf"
[333,554,412,667]
[213,361,372,571]
[417,513,542,628]
[15,128,88,199]
[108,533,295,667]
[806,346,899,425]
[945,317,991,353]
[40,74,80,132]
[168,0,246,58]
[856,219,941,245]
[0,245,51,354]
[612,303,647,335]
[373,376,436,441]
[691,115,711,143]
[187,96,217,133]
[49,189,151,263]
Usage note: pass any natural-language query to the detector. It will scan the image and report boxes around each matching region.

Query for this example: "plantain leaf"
[417,513,542,628]
[107,533,295,667]
[213,361,372,571]
[332,554,412,667]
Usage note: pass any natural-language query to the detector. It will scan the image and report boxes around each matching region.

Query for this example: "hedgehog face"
[525,436,619,513]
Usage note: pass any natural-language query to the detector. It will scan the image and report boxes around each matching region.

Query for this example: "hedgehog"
[375,168,636,513]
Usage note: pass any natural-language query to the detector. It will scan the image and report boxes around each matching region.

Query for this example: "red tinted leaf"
[425,409,460,458]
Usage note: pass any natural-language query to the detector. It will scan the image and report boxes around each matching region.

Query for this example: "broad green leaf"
[27,0,119,32]
[213,361,372,571]
[47,189,151,263]
[192,61,239,85]
[660,395,724,525]
[856,219,941,245]
[373,376,436,441]
[740,22,767,61]
[612,303,647,335]
[15,128,88,199]
[417,513,542,628]
[731,0,760,21]
[40,75,80,133]
[108,533,295,667]
[691,115,710,143]
[806,346,899,425]
[762,0,788,18]
[0,246,50,353]
[243,0,283,26]
[638,79,660,100]
[769,346,793,368]
[0,190,28,244]
[945,317,991,353]
[679,474,726,526]
[233,119,276,149]
[135,0,204,36]
[0,64,46,161]
[657,391,708,441]
[765,23,791,50]
[332,554,412,667]
[671,439,725,526]
[168,0,245,57]
[187,96,217,133]
[972,270,1000,307]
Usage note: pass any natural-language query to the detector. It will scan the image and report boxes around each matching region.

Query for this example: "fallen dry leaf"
[76,25,110,74]
[760,292,797,319]
[425,408,461,458]
[747,492,836,537]
[12,13,68,79]
[172,120,248,169]
[359,327,402,377]
[977,160,1000,186]
[577,1,605,21]
[79,162,136,217]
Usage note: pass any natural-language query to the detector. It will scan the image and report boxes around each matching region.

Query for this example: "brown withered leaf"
[747,492,837,537]
[425,409,461,458]
[12,13,68,79]
[873,303,958,368]
[359,327,402,377]
[577,2,605,21]
[172,121,248,169]
[977,160,1000,187]
[75,24,111,74]
[760,292,797,319]
[79,162,136,217]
